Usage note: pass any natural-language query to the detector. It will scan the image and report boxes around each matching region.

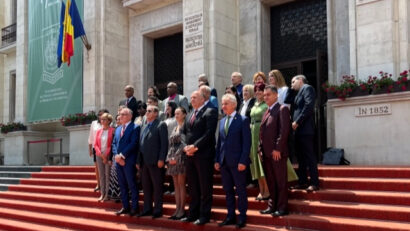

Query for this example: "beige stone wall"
[0,0,4,124]
[83,0,130,115]
[14,0,28,123]
[2,53,16,123]
[353,0,410,80]
[328,92,410,165]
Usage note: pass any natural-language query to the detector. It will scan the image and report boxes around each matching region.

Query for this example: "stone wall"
[15,0,28,123]
[328,91,410,165]
[83,0,130,115]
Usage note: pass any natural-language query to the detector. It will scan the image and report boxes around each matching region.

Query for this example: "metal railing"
[27,138,69,165]
[1,23,17,47]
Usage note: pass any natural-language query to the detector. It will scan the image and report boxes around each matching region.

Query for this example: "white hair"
[222,93,237,106]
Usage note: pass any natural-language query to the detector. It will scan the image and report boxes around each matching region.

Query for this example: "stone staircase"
[0,166,42,191]
[0,165,409,230]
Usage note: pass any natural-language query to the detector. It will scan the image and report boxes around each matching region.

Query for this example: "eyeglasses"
[119,113,128,116]
[146,110,154,113]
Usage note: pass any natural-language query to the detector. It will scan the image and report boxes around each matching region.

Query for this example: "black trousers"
[141,164,164,214]
[185,156,214,220]
[295,134,319,187]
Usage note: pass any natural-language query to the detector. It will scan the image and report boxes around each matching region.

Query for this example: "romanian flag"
[57,0,85,68]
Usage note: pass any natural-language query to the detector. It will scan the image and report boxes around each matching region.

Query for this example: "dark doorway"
[154,32,183,100]
[271,0,328,160]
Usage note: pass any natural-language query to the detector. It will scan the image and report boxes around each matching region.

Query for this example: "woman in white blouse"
[268,69,290,107]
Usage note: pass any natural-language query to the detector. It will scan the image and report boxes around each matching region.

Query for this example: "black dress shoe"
[218,217,236,227]
[306,185,319,192]
[290,184,308,190]
[168,215,177,220]
[272,210,289,217]
[115,208,130,216]
[259,208,274,215]
[152,213,162,219]
[236,220,246,228]
[175,213,186,220]
[180,216,196,222]
[129,209,139,217]
[137,210,152,217]
[193,218,209,225]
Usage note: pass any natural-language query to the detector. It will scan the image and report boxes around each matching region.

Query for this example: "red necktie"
[190,110,197,126]
[120,125,125,137]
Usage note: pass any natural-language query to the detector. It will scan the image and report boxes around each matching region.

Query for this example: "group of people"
[87,69,319,228]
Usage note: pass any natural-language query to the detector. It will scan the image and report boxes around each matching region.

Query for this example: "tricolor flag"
[57,0,86,68]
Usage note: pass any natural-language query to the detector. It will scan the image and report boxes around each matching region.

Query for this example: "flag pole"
[81,35,91,50]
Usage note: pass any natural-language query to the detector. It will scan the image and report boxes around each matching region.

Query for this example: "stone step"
[0,166,42,172]
[0,171,32,178]
[0,177,20,184]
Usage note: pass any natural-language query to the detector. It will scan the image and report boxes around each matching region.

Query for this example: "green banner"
[28,0,83,122]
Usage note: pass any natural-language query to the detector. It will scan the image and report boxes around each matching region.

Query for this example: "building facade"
[1,0,410,165]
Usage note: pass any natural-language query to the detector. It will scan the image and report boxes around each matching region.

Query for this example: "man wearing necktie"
[119,85,142,122]
[111,108,140,216]
[215,94,251,228]
[181,91,218,225]
[136,105,168,218]
[259,85,290,217]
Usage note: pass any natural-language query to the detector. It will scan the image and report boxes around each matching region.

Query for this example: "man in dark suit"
[137,105,168,218]
[119,85,142,122]
[112,108,140,216]
[181,90,218,225]
[259,85,290,217]
[288,75,319,192]
[231,72,243,101]
[199,85,218,110]
[215,94,251,228]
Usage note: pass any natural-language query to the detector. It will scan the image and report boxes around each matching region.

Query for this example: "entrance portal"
[270,0,328,159]
[154,32,183,100]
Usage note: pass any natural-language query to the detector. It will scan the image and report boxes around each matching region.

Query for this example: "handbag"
[322,148,350,165]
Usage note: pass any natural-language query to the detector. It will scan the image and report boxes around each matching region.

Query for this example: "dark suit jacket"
[138,119,168,165]
[182,104,218,159]
[259,103,290,157]
[238,98,256,119]
[211,88,217,98]
[112,122,140,162]
[119,97,141,122]
[215,113,251,167]
[292,84,316,135]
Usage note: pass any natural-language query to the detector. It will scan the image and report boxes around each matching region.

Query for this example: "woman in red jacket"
[94,113,115,202]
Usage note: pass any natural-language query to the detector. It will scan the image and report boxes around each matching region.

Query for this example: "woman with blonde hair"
[94,113,115,201]
[253,71,267,85]
[268,70,289,107]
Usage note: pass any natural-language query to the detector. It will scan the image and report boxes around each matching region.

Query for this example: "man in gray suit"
[136,105,169,218]
[162,82,189,112]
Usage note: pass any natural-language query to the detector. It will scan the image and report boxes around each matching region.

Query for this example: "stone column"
[327,0,351,84]
[83,0,129,115]
[238,0,271,83]
[355,0,410,79]
[183,0,240,97]
[15,0,28,123]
